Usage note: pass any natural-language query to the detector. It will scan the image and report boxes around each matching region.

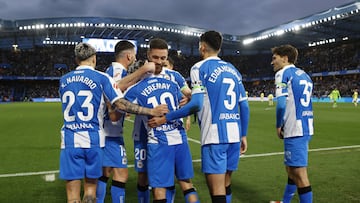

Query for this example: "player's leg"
[84,148,103,203]
[135,140,150,203]
[283,136,312,203]
[111,167,128,202]
[178,179,199,203]
[202,144,229,202]
[66,180,82,203]
[225,171,232,203]
[106,140,128,202]
[60,148,85,203]
[137,172,150,203]
[288,167,312,203]
[153,187,167,201]
[96,167,112,203]
[225,142,241,203]
[205,174,226,202]
[148,144,175,202]
[83,178,98,203]
[282,167,297,203]
[165,185,176,203]
[175,143,199,203]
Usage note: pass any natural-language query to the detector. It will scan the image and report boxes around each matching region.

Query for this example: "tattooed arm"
[113,98,168,117]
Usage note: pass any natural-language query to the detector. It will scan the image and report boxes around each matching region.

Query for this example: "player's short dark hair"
[74,42,96,61]
[149,38,168,50]
[271,44,298,64]
[115,40,135,57]
[200,30,223,51]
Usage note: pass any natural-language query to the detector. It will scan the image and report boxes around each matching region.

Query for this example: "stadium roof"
[0,1,359,55]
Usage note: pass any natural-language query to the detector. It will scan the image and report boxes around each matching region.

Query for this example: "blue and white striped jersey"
[131,68,189,143]
[162,67,189,90]
[125,75,187,145]
[59,65,123,149]
[191,56,248,145]
[103,62,128,138]
[275,65,314,138]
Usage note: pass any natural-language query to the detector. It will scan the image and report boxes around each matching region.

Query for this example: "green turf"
[0,101,359,202]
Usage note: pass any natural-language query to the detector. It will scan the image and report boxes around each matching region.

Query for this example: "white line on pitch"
[1,144,359,178]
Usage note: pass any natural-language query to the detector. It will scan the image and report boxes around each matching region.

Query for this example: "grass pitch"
[0,101,359,202]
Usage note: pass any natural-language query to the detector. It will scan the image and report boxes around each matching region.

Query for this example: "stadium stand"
[0,1,359,101]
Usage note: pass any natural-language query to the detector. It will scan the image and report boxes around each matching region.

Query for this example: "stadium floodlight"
[275,30,284,36]
[243,38,254,45]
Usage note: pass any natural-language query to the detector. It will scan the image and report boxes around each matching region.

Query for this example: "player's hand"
[240,136,248,154]
[276,127,284,139]
[140,61,155,74]
[148,116,167,128]
[179,95,189,107]
[151,104,168,117]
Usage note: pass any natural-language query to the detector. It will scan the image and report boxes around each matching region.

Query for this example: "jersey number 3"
[300,80,313,107]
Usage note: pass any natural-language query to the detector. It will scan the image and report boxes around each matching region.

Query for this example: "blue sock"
[226,185,232,203]
[298,186,312,203]
[96,176,108,203]
[184,188,200,203]
[166,185,176,203]
[282,178,297,203]
[111,180,125,203]
[137,184,150,203]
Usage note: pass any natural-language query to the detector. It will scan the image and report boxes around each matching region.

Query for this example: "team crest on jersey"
[122,157,127,165]
[285,151,291,161]
[137,160,144,168]
[114,72,121,78]
[163,74,170,80]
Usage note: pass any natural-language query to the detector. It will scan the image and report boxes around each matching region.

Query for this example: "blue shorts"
[147,143,194,188]
[134,140,148,172]
[59,147,102,180]
[201,143,240,174]
[284,135,312,167]
[103,137,127,168]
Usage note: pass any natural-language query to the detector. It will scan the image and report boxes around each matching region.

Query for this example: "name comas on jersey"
[302,111,313,117]
[208,65,241,83]
[141,81,171,97]
[219,113,240,120]
[65,75,97,89]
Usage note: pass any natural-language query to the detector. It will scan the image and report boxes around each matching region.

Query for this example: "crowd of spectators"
[0,40,359,101]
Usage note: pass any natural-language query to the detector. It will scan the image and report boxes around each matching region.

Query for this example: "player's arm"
[117,61,155,92]
[113,98,168,117]
[106,101,123,122]
[276,95,286,139]
[180,85,192,130]
[148,92,203,128]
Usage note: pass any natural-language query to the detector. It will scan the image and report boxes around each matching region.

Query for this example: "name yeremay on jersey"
[124,75,187,145]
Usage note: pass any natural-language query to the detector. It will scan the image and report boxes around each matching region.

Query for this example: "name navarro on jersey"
[208,65,241,83]
[141,82,171,97]
[65,75,97,89]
